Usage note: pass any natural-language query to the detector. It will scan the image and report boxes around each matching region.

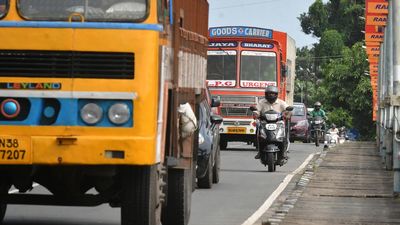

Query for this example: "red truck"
[206,26,296,149]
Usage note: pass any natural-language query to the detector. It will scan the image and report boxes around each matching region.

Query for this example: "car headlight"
[80,103,103,125]
[198,133,205,145]
[108,103,130,125]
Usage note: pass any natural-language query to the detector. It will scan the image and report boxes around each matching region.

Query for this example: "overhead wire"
[211,0,291,10]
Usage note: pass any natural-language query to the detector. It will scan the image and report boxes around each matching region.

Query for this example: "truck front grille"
[221,107,253,116]
[0,50,134,79]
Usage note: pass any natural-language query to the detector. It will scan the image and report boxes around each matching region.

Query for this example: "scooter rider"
[311,101,329,147]
[254,85,292,160]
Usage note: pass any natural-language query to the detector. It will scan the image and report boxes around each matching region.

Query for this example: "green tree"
[296,0,374,140]
[298,0,329,37]
[315,30,345,66]
[299,0,365,46]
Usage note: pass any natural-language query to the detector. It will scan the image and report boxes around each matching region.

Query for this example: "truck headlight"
[80,103,103,125]
[108,103,130,125]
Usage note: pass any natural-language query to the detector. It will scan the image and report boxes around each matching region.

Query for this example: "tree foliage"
[298,0,365,46]
[296,1,374,140]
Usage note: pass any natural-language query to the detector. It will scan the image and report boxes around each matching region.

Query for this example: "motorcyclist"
[310,101,328,147]
[254,85,292,160]
[310,101,327,120]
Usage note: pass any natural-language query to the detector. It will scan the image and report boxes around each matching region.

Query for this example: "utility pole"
[392,0,400,194]
[385,1,393,171]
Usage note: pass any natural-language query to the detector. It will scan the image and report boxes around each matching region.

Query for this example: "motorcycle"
[310,116,325,147]
[251,107,293,172]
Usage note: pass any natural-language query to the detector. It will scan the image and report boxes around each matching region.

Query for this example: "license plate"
[265,124,277,130]
[227,127,246,134]
[0,137,31,164]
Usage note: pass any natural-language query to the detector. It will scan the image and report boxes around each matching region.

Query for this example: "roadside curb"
[254,146,331,225]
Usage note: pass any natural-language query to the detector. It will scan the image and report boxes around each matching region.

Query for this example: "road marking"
[9,183,40,194]
[241,153,316,225]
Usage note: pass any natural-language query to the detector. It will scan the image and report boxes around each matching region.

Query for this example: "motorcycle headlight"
[108,103,130,125]
[315,120,322,125]
[80,103,103,125]
[265,113,278,121]
[198,133,205,145]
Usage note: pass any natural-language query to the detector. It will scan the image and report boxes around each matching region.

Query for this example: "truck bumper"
[0,136,156,165]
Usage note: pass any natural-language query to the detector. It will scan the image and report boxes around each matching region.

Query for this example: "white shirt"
[256,98,289,114]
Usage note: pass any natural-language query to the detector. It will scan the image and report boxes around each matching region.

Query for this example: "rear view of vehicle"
[206,26,296,150]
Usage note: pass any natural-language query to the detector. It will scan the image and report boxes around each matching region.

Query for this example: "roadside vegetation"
[295,0,374,140]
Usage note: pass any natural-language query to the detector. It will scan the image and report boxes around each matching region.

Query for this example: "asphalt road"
[2,142,320,225]
[189,142,321,225]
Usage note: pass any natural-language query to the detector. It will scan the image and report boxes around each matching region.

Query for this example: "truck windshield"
[240,51,277,83]
[0,0,7,18]
[17,0,148,21]
[207,50,237,82]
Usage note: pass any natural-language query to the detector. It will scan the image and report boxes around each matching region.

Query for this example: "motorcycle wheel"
[315,130,320,147]
[267,152,276,172]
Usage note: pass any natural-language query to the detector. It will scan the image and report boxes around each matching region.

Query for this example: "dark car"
[196,93,223,189]
[290,102,311,143]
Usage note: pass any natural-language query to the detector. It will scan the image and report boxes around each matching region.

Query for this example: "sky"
[208,0,319,48]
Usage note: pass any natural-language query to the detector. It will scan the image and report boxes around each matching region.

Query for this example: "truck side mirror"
[211,115,223,124]
[281,63,288,77]
[249,106,257,111]
[211,97,220,108]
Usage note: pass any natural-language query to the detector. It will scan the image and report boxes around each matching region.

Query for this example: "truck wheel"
[162,168,192,225]
[267,152,276,172]
[121,165,160,225]
[212,147,221,184]
[197,156,212,189]
[220,140,227,150]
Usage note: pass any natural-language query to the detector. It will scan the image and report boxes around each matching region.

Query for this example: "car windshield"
[240,51,276,82]
[17,0,147,21]
[293,105,305,116]
[207,50,237,82]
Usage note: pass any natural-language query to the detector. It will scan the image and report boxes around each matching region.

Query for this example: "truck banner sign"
[240,81,276,88]
[241,42,274,49]
[209,26,273,39]
[209,42,238,48]
[207,80,236,87]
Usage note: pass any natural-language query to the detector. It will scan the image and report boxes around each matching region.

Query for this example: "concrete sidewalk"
[260,142,400,225]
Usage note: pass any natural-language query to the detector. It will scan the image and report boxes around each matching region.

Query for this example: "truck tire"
[212,147,220,184]
[162,168,192,225]
[197,156,212,189]
[121,165,160,225]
